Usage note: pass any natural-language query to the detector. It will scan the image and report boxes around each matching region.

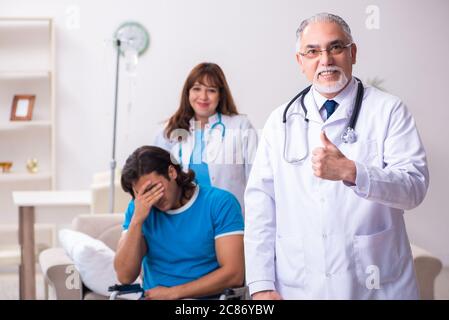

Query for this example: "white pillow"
[59,229,141,299]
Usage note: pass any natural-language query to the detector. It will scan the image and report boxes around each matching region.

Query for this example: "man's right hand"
[252,290,283,300]
[132,180,164,225]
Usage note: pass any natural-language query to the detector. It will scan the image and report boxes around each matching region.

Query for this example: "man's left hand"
[311,131,356,184]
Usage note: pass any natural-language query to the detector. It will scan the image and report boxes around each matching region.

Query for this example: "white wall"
[1,0,448,264]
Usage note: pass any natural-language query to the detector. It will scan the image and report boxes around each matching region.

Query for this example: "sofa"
[410,244,443,299]
[39,214,124,300]
[39,214,442,300]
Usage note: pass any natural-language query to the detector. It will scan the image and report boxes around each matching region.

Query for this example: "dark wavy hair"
[121,146,196,200]
[164,62,239,139]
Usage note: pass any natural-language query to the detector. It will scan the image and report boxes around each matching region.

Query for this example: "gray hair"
[295,13,353,52]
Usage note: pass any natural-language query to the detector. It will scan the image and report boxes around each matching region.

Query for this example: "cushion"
[59,229,141,299]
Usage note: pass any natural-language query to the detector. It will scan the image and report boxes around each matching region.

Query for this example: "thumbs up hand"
[320,130,335,148]
[311,131,356,183]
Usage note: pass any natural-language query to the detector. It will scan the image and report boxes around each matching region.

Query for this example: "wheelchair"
[108,283,249,300]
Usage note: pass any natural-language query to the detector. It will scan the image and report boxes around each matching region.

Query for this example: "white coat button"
[320,198,325,203]
[325,273,331,278]
[322,233,327,239]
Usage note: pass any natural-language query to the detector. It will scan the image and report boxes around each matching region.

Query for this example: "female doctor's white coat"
[154,113,258,210]
[244,79,429,299]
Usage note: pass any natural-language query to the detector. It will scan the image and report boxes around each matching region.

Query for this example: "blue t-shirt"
[122,185,243,290]
[189,129,211,186]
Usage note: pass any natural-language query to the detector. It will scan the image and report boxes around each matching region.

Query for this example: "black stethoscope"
[282,78,364,164]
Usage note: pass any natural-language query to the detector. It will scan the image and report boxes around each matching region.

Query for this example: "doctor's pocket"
[275,234,306,288]
[353,226,402,287]
[341,139,378,166]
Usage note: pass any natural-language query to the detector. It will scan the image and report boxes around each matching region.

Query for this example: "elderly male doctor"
[244,13,429,300]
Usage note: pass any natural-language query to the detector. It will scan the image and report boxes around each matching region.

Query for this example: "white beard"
[313,66,349,94]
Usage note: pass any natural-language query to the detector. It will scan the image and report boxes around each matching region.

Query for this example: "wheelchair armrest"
[106,283,249,300]
[219,286,249,300]
[108,283,144,295]
[108,283,144,300]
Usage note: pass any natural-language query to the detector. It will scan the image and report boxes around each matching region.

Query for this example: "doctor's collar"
[189,112,220,129]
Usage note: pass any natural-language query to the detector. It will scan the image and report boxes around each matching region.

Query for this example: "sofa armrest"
[39,248,83,300]
[411,244,443,300]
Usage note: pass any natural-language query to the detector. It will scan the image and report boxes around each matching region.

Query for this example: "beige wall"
[1,0,448,264]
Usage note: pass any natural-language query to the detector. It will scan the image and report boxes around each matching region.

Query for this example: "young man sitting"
[114,146,244,299]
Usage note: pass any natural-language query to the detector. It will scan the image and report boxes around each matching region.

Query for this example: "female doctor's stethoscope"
[282,77,364,164]
[178,112,226,161]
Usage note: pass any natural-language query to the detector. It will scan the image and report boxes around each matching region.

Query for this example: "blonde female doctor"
[154,62,257,210]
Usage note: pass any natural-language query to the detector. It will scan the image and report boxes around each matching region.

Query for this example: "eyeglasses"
[299,42,353,59]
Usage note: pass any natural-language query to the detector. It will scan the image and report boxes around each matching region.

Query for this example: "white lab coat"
[154,113,258,210]
[244,79,429,299]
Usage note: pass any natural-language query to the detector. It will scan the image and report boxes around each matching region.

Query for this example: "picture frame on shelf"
[10,95,35,121]
[0,162,13,173]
